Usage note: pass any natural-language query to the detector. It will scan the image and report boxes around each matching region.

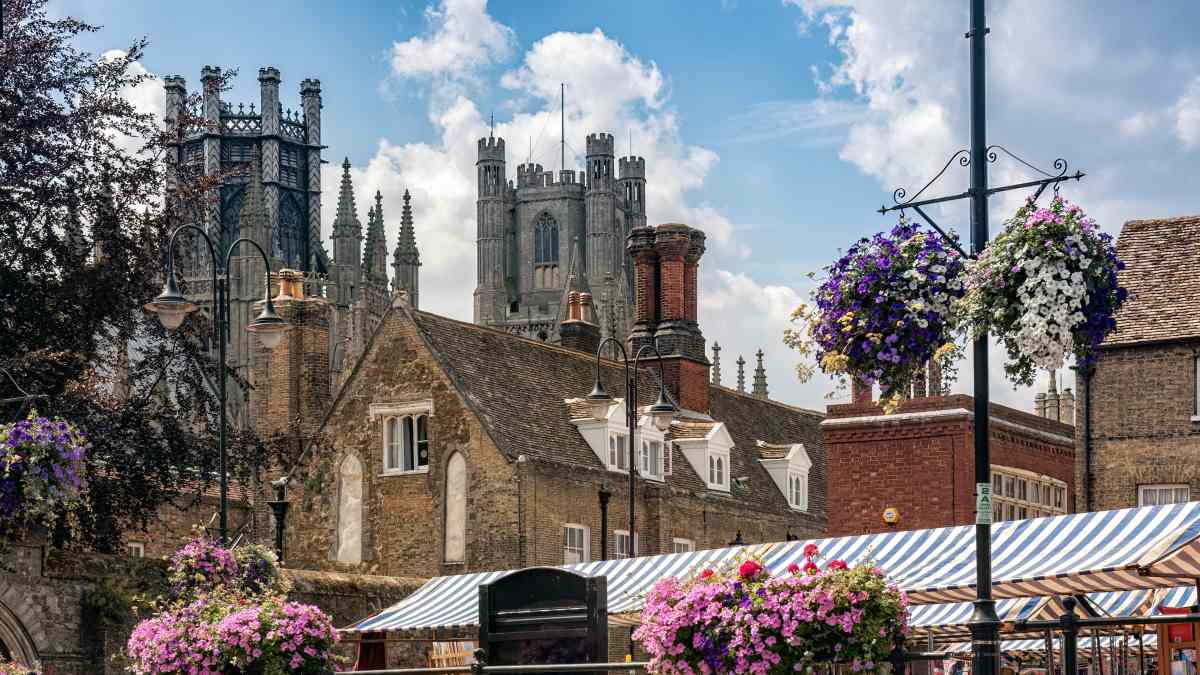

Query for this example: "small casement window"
[384,414,430,473]
[126,542,145,558]
[609,432,628,470]
[707,454,726,488]
[787,471,808,511]
[563,524,589,564]
[1139,484,1191,507]
[672,538,694,554]
[639,439,664,480]
[614,530,638,558]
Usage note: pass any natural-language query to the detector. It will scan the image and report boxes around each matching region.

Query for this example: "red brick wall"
[824,395,1076,536]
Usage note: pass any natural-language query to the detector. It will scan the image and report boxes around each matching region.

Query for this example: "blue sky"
[54,0,1200,411]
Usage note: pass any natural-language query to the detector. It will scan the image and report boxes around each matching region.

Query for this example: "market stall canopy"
[343,502,1200,634]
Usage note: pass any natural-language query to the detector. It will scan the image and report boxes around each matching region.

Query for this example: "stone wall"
[824,394,1076,536]
[1077,340,1200,511]
[0,546,419,673]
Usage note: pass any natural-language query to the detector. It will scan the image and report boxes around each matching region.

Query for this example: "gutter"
[1083,366,1093,512]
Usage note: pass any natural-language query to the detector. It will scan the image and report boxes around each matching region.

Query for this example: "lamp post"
[268,476,289,561]
[144,224,288,543]
[874,3,1085,674]
[585,338,675,559]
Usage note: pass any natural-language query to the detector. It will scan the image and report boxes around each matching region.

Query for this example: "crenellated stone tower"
[472,129,642,344]
[162,66,419,427]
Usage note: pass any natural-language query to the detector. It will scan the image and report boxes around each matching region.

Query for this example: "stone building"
[473,131,643,346]
[1075,215,1200,511]
[162,66,420,428]
[822,381,1076,536]
[265,224,827,579]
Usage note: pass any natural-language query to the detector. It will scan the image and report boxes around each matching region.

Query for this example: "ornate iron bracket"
[879,146,1084,215]
[877,145,1086,257]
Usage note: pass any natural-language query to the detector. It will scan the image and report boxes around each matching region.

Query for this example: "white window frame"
[787,470,808,511]
[639,438,665,481]
[126,542,145,558]
[706,451,728,489]
[672,537,694,554]
[563,524,590,564]
[614,529,639,559]
[1193,355,1200,421]
[990,465,1068,521]
[609,431,629,471]
[1139,484,1191,507]
[372,401,434,475]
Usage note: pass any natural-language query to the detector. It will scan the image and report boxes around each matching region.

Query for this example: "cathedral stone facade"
[473,132,645,344]
[163,66,420,428]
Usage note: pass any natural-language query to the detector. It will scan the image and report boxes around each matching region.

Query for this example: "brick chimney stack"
[627,223,710,413]
[560,291,601,355]
[251,269,333,441]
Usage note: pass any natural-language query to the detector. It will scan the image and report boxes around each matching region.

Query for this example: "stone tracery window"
[384,413,429,473]
[533,213,559,264]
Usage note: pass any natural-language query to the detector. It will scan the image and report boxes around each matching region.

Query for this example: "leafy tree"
[0,0,269,551]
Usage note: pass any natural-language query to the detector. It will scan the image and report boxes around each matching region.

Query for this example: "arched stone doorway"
[0,600,39,668]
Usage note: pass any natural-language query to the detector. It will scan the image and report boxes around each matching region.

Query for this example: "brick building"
[1076,215,1200,511]
[823,382,1075,537]
[261,224,827,579]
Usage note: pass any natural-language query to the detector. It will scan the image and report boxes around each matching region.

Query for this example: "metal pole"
[599,488,611,561]
[967,2,999,675]
[217,275,229,544]
[1063,598,1079,675]
[627,361,637,558]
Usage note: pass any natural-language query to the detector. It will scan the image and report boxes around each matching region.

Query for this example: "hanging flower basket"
[635,546,910,674]
[960,196,1127,385]
[0,661,41,675]
[129,536,341,675]
[0,411,87,539]
[792,218,965,411]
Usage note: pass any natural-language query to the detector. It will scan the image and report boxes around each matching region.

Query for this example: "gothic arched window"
[278,193,306,268]
[533,213,559,264]
[336,455,363,564]
[444,452,467,563]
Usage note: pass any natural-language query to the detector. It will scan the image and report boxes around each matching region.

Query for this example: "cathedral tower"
[474,133,508,325]
[331,158,362,308]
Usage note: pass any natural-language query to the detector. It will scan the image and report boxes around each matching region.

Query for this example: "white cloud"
[721,98,872,146]
[785,0,1200,410]
[103,49,163,157]
[389,0,516,90]
[701,270,833,408]
[339,2,760,328]
[1173,77,1200,148]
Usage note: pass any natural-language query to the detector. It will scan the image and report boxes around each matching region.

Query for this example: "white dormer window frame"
[568,398,667,478]
[673,423,736,493]
[759,443,813,512]
[370,400,434,475]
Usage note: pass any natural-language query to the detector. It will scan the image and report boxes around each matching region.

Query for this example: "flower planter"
[961,196,1127,385]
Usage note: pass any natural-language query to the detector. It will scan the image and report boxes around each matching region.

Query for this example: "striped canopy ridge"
[344,502,1200,634]
[939,634,1159,656]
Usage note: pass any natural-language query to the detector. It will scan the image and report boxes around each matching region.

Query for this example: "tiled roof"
[404,310,826,520]
[1104,216,1200,347]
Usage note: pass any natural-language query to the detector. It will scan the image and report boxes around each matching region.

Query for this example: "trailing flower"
[635,546,909,674]
[129,536,340,674]
[960,196,1127,385]
[787,218,965,412]
[0,411,87,539]
[167,534,239,602]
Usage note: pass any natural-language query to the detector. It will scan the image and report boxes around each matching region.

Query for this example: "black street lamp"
[586,337,675,559]
[144,224,288,543]
[874,3,1085,674]
[268,476,289,562]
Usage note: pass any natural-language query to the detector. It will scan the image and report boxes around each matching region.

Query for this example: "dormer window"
[640,439,665,480]
[672,421,735,493]
[758,442,812,512]
[608,431,629,470]
[568,398,667,477]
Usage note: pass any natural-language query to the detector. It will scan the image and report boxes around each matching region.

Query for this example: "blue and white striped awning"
[344,503,1200,634]
[1156,585,1197,610]
[940,634,1159,655]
